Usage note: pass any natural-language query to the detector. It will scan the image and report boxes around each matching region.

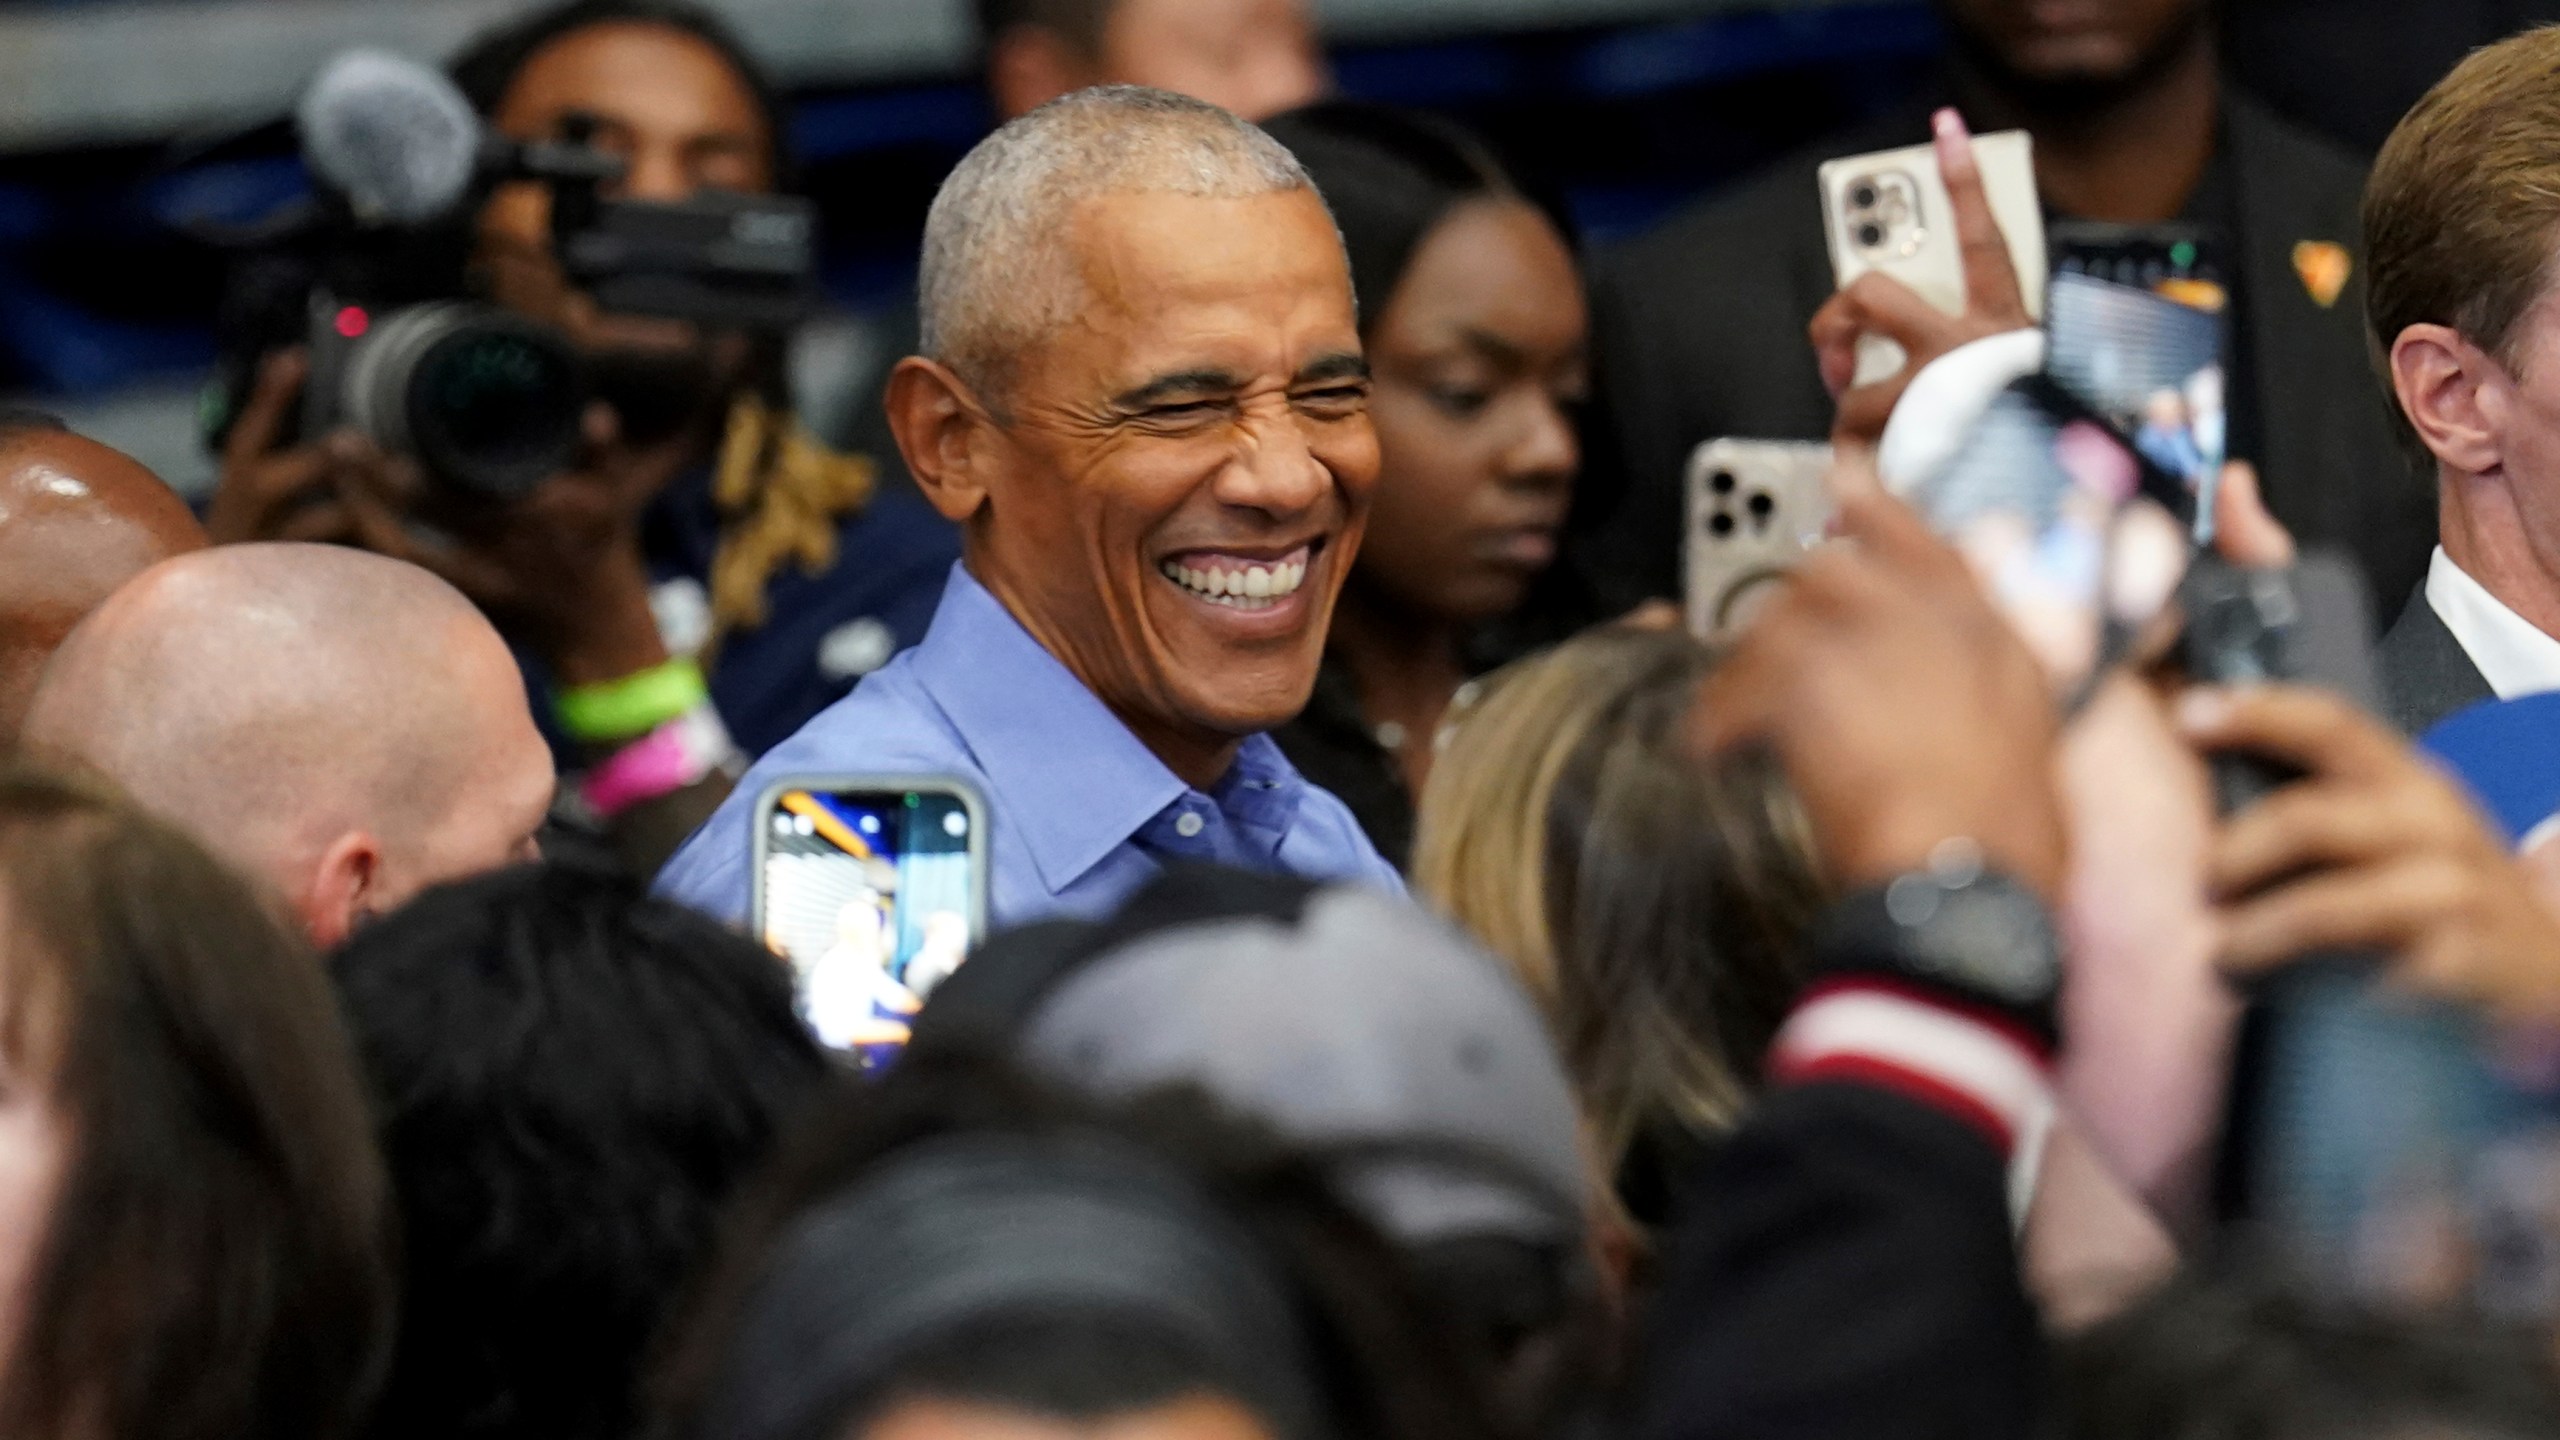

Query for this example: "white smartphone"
[1683,438,1833,639]
[1818,130,2047,387]
[749,774,990,1068]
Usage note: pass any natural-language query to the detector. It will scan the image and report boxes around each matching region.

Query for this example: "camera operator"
[210,0,958,872]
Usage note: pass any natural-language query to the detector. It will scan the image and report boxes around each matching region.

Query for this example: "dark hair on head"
[974,0,1117,54]
[446,0,796,180]
[331,859,831,1440]
[649,1048,1501,1440]
[2061,1266,2560,1440]
[0,765,394,1440]
[1258,101,1571,337]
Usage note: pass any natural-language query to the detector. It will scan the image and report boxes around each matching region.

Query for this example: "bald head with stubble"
[23,543,556,947]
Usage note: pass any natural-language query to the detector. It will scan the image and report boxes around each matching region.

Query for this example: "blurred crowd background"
[0,0,2525,497]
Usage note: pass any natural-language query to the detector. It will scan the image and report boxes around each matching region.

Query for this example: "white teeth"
[1158,553,1312,610]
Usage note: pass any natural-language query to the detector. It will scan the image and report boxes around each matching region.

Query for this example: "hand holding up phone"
[1689,487,2067,901]
[2179,684,2560,1021]
[1812,109,2039,449]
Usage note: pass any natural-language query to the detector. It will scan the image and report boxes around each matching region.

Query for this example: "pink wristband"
[581,706,739,819]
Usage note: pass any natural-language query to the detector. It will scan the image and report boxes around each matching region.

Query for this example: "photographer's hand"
[208,349,366,545]
[1690,487,2067,900]
[337,401,690,686]
[1809,109,2036,450]
[2179,684,2560,1022]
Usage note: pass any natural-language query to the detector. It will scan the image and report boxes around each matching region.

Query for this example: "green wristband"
[556,657,710,743]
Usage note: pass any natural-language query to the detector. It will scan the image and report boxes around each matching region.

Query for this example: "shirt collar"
[2426,546,2560,699]
[907,564,1239,892]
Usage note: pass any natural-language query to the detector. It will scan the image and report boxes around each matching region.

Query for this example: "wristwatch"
[1808,839,2063,1046]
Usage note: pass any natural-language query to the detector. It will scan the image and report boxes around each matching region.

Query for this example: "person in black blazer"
[2358,29,2560,737]
[1573,0,2434,619]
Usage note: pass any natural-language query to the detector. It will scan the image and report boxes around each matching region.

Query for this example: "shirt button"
[1173,811,1205,839]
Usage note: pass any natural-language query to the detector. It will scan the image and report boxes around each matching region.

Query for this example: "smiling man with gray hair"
[661,86,1397,932]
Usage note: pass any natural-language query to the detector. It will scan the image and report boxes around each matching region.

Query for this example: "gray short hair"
[918,85,1324,403]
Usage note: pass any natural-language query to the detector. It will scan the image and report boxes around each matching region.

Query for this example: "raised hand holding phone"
[1812,109,2043,449]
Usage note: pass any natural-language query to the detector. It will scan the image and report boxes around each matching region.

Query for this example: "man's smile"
[1155,539,1323,614]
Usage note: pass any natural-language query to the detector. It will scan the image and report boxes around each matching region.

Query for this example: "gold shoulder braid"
[705,394,878,652]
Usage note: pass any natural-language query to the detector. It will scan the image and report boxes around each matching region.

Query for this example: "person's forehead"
[1046,188,1355,372]
[1111,0,1306,48]
[496,21,764,139]
[1378,200,1583,352]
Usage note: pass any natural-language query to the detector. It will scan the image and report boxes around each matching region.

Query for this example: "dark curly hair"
[332,859,830,1440]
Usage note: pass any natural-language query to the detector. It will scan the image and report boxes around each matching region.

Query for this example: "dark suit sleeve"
[1636,1084,2047,1440]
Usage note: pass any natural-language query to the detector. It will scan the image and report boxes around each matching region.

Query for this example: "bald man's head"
[0,424,204,746]
[23,544,555,947]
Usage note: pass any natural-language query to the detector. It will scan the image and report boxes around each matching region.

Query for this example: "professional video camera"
[289,49,815,502]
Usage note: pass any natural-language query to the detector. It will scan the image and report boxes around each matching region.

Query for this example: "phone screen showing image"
[758,786,980,1067]
[1916,375,2194,691]
[2044,224,2231,537]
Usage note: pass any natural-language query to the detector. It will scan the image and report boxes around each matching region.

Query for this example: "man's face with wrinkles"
[968,187,1378,758]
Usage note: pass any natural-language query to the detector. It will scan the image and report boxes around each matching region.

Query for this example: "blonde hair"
[705,393,878,645]
[1413,628,1824,1188]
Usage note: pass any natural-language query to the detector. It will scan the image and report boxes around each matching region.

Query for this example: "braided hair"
[451,0,877,648]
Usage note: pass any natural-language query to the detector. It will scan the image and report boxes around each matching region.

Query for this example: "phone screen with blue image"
[755,781,985,1069]
[2044,224,2230,538]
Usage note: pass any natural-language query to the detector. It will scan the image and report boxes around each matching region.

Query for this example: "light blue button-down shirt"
[656,563,1403,929]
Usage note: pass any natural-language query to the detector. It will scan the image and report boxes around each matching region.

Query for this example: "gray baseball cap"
[912,866,1590,1250]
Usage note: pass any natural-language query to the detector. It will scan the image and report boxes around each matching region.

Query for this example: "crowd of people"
[14,0,2560,1436]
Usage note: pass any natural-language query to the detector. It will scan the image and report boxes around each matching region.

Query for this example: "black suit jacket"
[1573,93,2436,617]
[2375,587,2496,736]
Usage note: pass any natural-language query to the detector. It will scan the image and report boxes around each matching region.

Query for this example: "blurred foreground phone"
[2184,561,2554,1315]
[1683,438,1831,638]
[750,776,989,1069]
[1819,129,2046,387]
[2044,223,2233,537]
[1905,373,2194,694]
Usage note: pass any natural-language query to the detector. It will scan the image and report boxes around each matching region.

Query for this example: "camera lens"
[1708,512,1736,538]
[1710,469,1737,495]
[1856,222,1886,249]
[339,303,585,502]
[1849,182,1878,210]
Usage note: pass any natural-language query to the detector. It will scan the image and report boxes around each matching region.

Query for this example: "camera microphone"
[296,49,487,227]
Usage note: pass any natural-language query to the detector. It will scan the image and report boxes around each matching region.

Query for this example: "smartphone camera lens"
[1709,511,1736,538]
[1849,182,1878,210]
[1748,492,1775,519]
[1710,469,1737,495]
[1856,222,1886,249]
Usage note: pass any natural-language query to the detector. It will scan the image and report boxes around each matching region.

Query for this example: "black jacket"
[1638,1081,2047,1440]
[2375,587,2495,736]
[1574,92,2434,617]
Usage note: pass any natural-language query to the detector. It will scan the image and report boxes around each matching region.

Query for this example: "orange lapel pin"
[2294,241,2352,309]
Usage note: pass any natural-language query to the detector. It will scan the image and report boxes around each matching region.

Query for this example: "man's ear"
[985,24,1094,122]
[887,356,998,525]
[298,830,383,952]
[2392,322,2510,477]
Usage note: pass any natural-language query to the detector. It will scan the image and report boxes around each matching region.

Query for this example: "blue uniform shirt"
[655,563,1404,928]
